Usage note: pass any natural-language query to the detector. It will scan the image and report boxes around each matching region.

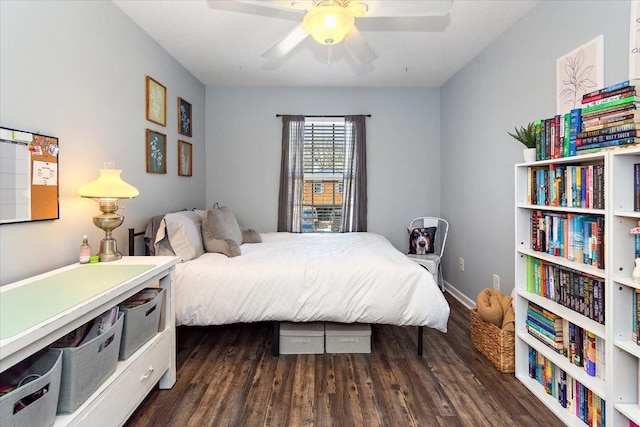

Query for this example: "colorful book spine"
[635,163,640,212]
[582,79,640,98]
[576,136,639,151]
[581,95,640,114]
[582,87,637,104]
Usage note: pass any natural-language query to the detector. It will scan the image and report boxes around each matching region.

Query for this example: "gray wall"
[205,86,441,251]
[0,1,206,285]
[440,0,630,305]
[1,0,630,308]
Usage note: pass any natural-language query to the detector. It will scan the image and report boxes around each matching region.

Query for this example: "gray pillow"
[202,206,243,256]
[205,238,241,257]
[242,228,262,244]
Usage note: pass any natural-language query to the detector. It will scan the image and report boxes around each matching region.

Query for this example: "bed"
[128,207,450,355]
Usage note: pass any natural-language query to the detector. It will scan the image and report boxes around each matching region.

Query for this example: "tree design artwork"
[149,135,164,170]
[149,86,164,120]
[558,48,598,109]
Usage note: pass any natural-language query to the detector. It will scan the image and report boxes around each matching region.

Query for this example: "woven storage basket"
[470,309,515,373]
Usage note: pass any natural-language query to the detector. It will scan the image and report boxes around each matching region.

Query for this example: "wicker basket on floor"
[470,308,515,373]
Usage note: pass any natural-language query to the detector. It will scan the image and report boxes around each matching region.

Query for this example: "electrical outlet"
[493,274,500,290]
[459,257,464,271]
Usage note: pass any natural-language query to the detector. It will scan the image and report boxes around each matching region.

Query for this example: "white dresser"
[0,256,179,426]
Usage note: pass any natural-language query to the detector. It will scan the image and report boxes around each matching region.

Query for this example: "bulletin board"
[0,126,59,224]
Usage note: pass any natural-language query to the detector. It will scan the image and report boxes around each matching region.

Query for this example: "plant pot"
[523,148,536,163]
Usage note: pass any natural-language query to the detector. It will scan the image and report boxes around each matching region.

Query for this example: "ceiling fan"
[207,0,453,65]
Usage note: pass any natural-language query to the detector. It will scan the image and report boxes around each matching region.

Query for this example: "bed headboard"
[128,228,148,256]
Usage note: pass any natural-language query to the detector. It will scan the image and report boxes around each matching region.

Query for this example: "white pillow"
[162,211,205,261]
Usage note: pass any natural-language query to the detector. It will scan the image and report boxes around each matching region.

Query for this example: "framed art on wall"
[178,140,192,177]
[556,35,604,115]
[146,129,167,174]
[178,97,192,137]
[146,76,167,126]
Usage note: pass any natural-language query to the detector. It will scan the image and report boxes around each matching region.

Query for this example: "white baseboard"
[443,281,476,310]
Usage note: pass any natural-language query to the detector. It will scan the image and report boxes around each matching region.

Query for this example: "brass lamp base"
[98,237,122,262]
[93,200,125,262]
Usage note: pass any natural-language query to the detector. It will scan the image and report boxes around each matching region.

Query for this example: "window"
[312,182,324,194]
[302,118,344,232]
[278,114,366,233]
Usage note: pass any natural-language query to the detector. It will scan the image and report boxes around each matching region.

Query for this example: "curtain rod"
[275,114,371,118]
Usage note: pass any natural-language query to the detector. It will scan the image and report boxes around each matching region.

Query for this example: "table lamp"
[78,162,139,262]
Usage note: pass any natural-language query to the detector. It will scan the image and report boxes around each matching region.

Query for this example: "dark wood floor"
[125,293,563,427]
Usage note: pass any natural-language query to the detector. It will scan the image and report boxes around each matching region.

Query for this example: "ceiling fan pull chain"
[328,44,332,64]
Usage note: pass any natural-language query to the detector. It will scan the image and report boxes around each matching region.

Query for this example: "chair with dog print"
[406,217,449,292]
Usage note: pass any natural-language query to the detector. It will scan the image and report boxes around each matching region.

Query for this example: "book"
[635,163,640,212]
[576,136,639,151]
[526,324,564,352]
[580,95,640,114]
[526,314,563,337]
[582,115,640,132]
[577,130,639,145]
[582,86,637,104]
[578,122,637,138]
[584,331,596,377]
[581,102,640,120]
[582,90,637,108]
[581,79,640,98]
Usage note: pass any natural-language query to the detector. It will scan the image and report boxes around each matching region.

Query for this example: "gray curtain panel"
[277,115,305,232]
[341,115,367,232]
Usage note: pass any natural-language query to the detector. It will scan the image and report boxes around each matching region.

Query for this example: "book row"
[532,79,640,160]
[525,256,605,324]
[527,302,604,379]
[526,163,605,209]
[635,163,640,212]
[530,210,605,269]
[631,288,640,345]
[528,347,605,425]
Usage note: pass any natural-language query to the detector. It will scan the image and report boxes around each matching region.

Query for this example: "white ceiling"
[113,0,539,88]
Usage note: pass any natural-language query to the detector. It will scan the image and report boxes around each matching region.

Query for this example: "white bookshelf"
[514,152,609,426]
[608,147,640,427]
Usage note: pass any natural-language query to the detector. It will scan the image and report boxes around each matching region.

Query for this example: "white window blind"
[302,117,345,232]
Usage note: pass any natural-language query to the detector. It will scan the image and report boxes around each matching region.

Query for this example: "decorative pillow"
[162,211,205,262]
[407,226,437,254]
[205,238,241,257]
[242,228,262,244]
[202,206,243,256]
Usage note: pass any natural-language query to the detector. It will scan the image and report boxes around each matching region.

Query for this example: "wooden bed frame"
[127,228,426,357]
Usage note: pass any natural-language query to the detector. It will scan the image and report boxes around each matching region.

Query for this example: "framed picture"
[146,129,167,174]
[146,76,166,126]
[556,35,604,115]
[178,140,193,177]
[178,97,192,137]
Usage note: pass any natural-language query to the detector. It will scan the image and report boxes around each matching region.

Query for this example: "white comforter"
[174,232,449,332]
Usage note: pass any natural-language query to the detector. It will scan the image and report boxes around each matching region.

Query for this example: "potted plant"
[508,122,537,162]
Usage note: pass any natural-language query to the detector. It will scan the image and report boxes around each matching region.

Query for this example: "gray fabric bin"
[279,322,324,354]
[118,288,164,360]
[56,312,123,414]
[0,348,63,427]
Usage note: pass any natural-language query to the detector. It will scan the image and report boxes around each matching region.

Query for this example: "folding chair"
[406,217,449,292]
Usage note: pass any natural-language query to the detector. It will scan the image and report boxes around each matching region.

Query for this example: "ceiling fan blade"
[363,0,453,17]
[261,23,310,59]
[241,1,313,12]
[343,27,377,65]
[357,15,450,32]
[206,0,303,21]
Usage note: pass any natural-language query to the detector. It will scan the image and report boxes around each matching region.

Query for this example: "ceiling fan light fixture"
[303,5,355,45]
